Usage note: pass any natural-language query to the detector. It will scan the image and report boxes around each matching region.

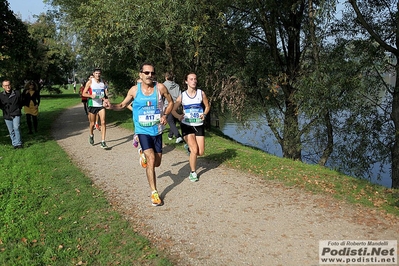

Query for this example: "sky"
[8,0,48,22]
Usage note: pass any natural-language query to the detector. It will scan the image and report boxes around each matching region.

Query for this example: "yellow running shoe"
[151,191,163,206]
[138,148,147,168]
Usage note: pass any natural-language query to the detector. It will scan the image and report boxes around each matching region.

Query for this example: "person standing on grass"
[22,80,40,134]
[73,80,77,93]
[108,62,174,207]
[171,72,210,182]
[163,71,183,143]
[0,80,23,149]
[82,68,110,149]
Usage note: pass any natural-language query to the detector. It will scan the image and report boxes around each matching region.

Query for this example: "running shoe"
[100,141,109,149]
[168,137,173,141]
[184,143,190,155]
[132,134,139,148]
[189,172,199,182]
[138,148,147,168]
[89,135,94,145]
[95,123,101,131]
[151,191,163,206]
[176,137,183,143]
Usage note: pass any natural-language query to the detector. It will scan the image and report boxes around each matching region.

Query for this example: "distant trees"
[0,0,33,87]
[27,13,76,92]
[1,1,76,92]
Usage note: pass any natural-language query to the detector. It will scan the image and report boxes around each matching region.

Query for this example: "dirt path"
[52,104,398,266]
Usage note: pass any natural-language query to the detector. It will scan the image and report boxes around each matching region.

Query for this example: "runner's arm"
[172,95,184,121]
[82,80,92,98]
[159,83,173,116]
[201,91,210,120]
[159,83,173,125]
[110,86,136,111]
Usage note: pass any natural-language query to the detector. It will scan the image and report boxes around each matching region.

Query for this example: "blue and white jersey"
[181,89,204,126]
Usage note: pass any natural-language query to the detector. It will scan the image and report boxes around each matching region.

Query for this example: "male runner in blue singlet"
[109,62,174,206]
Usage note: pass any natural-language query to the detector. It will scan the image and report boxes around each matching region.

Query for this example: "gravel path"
[52,104,399,266]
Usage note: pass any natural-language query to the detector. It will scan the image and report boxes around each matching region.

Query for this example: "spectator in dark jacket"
[0,80,23,148]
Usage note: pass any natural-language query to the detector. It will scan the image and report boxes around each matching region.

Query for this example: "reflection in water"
[221,121,282,156]
[220,118,391,188]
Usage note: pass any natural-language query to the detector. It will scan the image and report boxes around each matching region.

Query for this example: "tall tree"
[0,0,33,87]
[27,13,76,91]
[343,0,398,187]
[214,0,338,161]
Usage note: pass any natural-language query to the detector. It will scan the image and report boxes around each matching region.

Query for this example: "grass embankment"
[0,88,171,265]
[1,87,398,264]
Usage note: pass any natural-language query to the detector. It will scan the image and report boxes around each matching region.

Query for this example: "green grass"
[203,130,399,216]
[0,88,171,265]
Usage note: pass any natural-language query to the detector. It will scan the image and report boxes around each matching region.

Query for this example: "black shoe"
[89,135,94,145]
[100,141,109,149]
[14,145,23,149]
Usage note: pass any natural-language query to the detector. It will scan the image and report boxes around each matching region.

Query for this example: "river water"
[219,118,391,188]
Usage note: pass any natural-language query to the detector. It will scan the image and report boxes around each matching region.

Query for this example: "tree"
[343,0,398,187]
[297,39,391,181]
[26,13,76,92]
[46,0,233,94]
[46,0,394,186]
[1,1,76,92]
[212,0,339,161]
[48,0,334,159]
[0,0,34,87]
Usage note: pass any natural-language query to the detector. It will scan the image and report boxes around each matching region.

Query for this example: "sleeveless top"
[132,82,164,136]
[181,89,204,126]
[88,78,106,107]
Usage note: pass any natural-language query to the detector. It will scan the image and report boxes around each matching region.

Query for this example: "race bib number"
[138,111,161,127]
[184,106,203,124]
[92,89,104,99]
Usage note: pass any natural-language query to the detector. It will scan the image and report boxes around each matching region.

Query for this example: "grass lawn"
[0,86,172,265]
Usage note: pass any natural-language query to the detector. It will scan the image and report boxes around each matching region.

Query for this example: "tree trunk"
[318,111,333,166]
[308,0,333,166]
[391,63,399,188]
[282,96,302,160]
[164,40,174,72]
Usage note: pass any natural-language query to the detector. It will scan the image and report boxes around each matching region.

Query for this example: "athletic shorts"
[138,134,163,153]
[180,123,205,137]
[88,106,104,115]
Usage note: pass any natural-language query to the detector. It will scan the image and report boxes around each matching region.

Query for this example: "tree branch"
[348,0,398,55]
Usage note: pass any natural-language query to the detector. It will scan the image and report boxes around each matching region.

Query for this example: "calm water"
[220,119,392,188]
